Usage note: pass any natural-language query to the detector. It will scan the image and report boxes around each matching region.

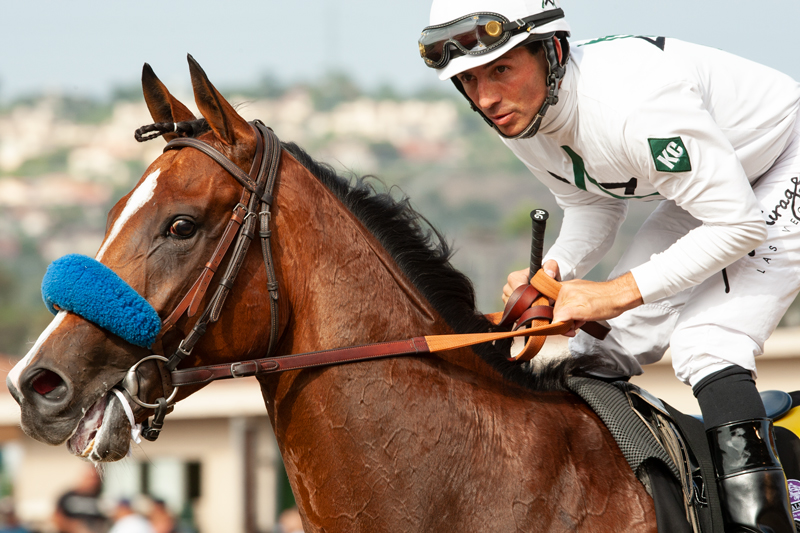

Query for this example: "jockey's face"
[456,43,554,137]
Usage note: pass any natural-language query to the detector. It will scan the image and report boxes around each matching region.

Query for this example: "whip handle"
[529,209,549,283]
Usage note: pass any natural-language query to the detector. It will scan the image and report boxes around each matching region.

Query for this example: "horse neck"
[255,159,592,531]
[272,157,452,355]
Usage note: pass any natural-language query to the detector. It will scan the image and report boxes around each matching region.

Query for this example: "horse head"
[7,55,282,461]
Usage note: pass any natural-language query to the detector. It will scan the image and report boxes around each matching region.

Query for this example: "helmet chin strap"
[451,37,568,140]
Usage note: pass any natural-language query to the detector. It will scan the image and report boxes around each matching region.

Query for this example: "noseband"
[119,120,282,440]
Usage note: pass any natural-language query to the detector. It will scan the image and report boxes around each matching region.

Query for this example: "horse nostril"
[30,369,67,399]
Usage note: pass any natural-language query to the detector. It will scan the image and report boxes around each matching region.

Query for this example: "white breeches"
[570,120,800,387]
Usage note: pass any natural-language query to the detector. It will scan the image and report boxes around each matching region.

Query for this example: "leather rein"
[121,122,608,440]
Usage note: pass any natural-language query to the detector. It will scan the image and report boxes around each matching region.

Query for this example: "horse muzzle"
[13,362,147,461]
[15,364,81,445]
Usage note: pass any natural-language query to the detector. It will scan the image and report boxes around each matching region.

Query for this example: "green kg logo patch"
[648,137,692,173]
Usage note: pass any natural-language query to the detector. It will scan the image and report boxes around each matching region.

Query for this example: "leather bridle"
[119,120,283,440]
[158,120,282,369]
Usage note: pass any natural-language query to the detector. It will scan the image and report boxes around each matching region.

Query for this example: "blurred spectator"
[0,497,30,533]
[145,499,174,533]
[52,466,107,533]
[275,507,303,533]
[108,501,152,533]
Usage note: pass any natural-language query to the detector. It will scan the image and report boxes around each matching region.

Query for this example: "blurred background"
[2,1,800,531]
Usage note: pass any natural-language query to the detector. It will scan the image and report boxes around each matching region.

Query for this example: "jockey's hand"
[553,272,644,337]
[502,260,560,304]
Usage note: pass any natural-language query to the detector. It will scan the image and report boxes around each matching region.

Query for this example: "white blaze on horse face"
[7,311,67,393]
[96,168,161,261]
[8,169,162,393]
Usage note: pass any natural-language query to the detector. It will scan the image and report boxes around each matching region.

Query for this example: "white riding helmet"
[422,0,570,80]
[419,0,571,139]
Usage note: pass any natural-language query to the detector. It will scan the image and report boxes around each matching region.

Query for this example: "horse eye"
[169,218,197,238]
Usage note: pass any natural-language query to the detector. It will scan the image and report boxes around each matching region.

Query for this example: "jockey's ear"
[553,36,563,64]
[141,63,196,142]
[187,54,252,149]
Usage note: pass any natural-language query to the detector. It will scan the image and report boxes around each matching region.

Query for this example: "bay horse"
[6,56,656,531]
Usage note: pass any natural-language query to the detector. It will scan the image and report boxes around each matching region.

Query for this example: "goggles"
[419,9,565,69]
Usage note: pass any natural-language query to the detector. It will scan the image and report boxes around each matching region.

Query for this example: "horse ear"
[187,54,251,147]
[141,63,196,142]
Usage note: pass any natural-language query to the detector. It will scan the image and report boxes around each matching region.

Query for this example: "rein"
[168,270,582,387]
[121,122,608,440]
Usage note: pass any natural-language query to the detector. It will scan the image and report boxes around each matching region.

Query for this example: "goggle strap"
[501,8,565,33]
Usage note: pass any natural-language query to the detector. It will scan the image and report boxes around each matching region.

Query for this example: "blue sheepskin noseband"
[41,254,162,348]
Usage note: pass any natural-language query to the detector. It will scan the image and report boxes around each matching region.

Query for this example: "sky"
[2,0,799,102]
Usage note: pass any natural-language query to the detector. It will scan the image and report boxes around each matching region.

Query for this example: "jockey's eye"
[168,217,197,238]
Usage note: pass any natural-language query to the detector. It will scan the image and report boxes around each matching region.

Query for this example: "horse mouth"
[67,392,130,462]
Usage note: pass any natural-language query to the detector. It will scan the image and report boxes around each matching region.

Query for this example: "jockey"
[419,0,800,530]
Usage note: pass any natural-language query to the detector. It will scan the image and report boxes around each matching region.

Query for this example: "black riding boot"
[695,366,797,532]
[707,419,796,532]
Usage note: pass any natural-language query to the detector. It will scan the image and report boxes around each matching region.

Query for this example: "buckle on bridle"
[230,361,257,378]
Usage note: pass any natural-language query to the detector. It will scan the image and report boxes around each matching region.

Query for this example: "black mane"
[281,141,580,392]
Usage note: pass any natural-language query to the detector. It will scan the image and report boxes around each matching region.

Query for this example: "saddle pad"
[566,376,679,479]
